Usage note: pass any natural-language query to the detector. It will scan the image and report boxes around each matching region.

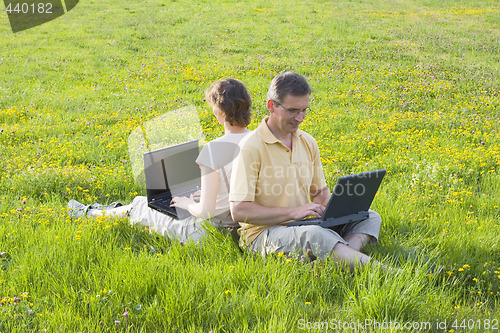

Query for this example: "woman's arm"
[170,165,219,219]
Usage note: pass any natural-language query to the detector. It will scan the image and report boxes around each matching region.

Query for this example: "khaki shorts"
[249,209,382,259]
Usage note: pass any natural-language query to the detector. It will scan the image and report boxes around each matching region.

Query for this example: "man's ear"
[266,99,275,114]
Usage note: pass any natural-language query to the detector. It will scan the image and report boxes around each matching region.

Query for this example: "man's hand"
[289,202,325,220]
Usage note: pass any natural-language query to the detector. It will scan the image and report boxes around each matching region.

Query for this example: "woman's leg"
[88,205,133,218]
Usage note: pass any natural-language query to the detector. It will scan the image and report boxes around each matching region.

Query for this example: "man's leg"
[330,241,372,271]
[250,225,394,272]
[343,233,373,252]
[249,225,348,260]
[330,242,398,272]
[336,209,382,251]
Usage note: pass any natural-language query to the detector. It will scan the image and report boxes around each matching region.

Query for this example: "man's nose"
[295,111,305,122]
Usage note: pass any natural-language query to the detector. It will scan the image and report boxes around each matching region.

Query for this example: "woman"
[68,78,252,243]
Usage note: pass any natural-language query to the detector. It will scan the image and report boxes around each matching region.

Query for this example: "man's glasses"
[275,102,311,116]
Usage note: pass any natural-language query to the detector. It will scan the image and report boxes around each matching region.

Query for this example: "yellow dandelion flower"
[305,301,311,305]
[277,252,285,257]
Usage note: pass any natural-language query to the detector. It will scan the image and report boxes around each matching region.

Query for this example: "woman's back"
[196,130,251,226]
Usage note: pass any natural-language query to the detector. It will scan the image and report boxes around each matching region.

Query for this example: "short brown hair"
[205,79,252,127]
[267,71,311,104]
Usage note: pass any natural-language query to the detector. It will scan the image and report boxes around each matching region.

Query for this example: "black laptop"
[144,140,201,219]
[287,169,386,228]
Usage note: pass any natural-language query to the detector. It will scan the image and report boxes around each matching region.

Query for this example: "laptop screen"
[144,140,201,198]
[325,169,386,218]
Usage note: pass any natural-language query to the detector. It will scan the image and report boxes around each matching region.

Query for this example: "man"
[229,71,382,270]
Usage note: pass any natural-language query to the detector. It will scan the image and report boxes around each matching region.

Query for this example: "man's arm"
[310,186,330,207]
[230,200,325,226]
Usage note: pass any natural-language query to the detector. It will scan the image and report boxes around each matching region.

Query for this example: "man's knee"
[368,209,382,225]
[296,226,346,259]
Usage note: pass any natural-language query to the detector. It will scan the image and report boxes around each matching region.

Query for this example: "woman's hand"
[170,196,195,210]
[191,190,201,202]
[169,166,218,219]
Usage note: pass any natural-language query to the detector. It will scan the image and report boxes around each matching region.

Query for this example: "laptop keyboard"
[151,197,174,212]
[151,187,199,211]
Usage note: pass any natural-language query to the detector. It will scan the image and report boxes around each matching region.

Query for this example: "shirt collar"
[258,116,303,144]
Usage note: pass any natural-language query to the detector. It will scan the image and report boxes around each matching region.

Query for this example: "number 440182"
[452,319,498,330]
[5,2,53,14]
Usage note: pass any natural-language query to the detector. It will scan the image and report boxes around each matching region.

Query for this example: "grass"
[0,0,499,331]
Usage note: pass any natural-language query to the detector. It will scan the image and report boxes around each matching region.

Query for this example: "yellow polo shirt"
[230,117,327,246]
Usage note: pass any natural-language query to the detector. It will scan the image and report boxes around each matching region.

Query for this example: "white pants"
[128,196,208,243]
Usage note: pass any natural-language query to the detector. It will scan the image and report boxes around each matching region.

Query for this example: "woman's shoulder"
[198,132,250,168]
[206,131,251,146]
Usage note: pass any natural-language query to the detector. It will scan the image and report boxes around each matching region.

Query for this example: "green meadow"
[0,0,499,331]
